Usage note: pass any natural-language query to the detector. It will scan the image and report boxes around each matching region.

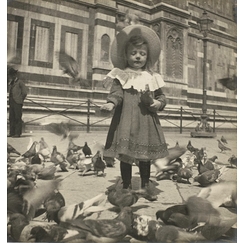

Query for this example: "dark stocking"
[120,161,132,189]
[139,161,151,188]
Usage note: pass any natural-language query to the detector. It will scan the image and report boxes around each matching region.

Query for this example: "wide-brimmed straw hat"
[110,24,161,69]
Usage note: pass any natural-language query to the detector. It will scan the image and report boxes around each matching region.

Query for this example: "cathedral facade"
[7,0,237,129]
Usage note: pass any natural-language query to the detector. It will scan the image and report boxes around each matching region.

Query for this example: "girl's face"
[126,43,148,70]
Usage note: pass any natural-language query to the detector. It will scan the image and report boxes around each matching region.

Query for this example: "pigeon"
[7,143,21,156]
[228,155,237,167]
[116,10,140,32]
[82,142,92,157]
[207,155,218,162]
[44,122,79,140]
[28,226,55,242]
[28,164,44,175]
[140,84,154,106]
[154,225,205,242]
[194,169,221,187]
[197,181,237,208]
[8,213,29,242]
[37,137,51,160]
[174,167,193,184]
[106,185,156,209]
[68,140,83,153]
[218,75,237,91]
[106,187,140,208]
[21,141,38,159]
[37,164,57,180]
[66,150,81,169]
[30,153,42,165]
[156,204,189,227]
[186,196,237,240]
[56,51,90,87]
[103,156,115,167]
[155,158,183,181]
[50,145,69,172]
[197,159,215,174]
[78,157,93,176]
[217,139,231,152]
[22,178,62,220]
[57,193,107,223]
[7,189,26,216]
[175,141,179,148]
[221,135,228,144]
[193,147,205,165]
[92,150,106,176]
[153,146,187,173]
[68,206,134,243]
[44,190,66,223]
[187,140,199,153]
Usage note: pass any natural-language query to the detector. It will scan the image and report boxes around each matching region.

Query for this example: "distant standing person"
[7,68,27,137]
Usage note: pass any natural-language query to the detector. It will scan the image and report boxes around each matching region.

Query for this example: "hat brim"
[110,25,161,69]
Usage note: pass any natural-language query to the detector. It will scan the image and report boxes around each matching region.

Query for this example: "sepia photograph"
[7,0,237,242]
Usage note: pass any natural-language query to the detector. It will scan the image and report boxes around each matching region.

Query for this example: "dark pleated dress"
[103,68,168,164]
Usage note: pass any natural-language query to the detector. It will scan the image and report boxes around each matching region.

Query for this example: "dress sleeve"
[106,78,123,107]
[154,88,167,111]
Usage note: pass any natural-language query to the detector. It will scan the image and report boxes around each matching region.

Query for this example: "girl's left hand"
[149,99,161,112]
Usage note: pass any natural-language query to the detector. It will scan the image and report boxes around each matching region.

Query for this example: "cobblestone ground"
[7,130,237,242]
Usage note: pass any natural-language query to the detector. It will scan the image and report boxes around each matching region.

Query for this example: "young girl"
[101,25,168,193]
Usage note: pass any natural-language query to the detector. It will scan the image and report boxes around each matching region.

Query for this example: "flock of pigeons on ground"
[7,122,237,242]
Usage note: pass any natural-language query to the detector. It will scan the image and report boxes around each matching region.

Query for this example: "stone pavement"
[7,130,237,222]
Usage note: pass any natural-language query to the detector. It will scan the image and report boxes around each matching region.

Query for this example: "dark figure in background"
[7,68,27,138]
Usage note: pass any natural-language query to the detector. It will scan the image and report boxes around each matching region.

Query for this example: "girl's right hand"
[100,103,115,111]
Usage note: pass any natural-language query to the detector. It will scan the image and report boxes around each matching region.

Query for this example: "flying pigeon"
[218,75,237,91]
[56,51,90,87]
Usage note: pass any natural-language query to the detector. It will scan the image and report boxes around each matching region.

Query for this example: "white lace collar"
[103,68,165,91]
